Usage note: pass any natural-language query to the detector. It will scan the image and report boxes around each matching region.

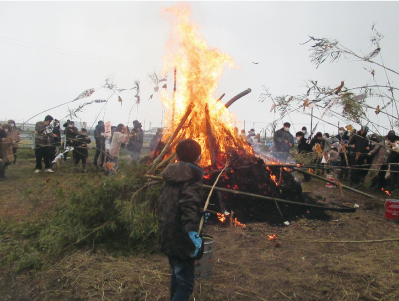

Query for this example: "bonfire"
[147,4,355,225]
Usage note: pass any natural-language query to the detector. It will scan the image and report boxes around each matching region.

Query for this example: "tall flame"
[160,3,253,167]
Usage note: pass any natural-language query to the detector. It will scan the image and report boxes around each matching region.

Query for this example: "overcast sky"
[1,1,398,136]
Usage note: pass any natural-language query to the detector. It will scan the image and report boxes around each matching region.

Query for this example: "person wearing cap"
[157,139,204,301]
[301,126,310,140]
[7,120,20,164]
[273,122,294,162]
[73,128,91,172]
[93,120,106,168]
[127,120,144,162]
[348,125,370,187]
[34,115,54,173]
[64,120,79,162]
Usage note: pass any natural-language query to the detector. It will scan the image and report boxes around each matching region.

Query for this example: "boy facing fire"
[157,139,204,300]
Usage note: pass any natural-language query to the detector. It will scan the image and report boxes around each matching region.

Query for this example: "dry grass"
[1,156,399,300]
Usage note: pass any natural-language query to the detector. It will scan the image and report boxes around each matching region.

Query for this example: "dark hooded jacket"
[273,127,294,153]
[348,131,369,155]
[127,126,144,152]
[157,161,204,261]
[297,137,312,154]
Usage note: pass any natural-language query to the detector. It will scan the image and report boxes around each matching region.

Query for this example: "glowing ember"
[233,185,238,190]
[160,4,253,168]
[217,213,227,223]
[309,168,314,173]
[232,218,246,228]
[382,188,392,196]
[268,234,278,241]
[270,175,278,184]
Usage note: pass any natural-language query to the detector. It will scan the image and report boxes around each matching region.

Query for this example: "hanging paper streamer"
[104,121,111,139]
[73,88,95,102]
[321,98,338,118]
[270,103,276,113]
[52,146,74,163]
[118,96,123,106]
[353,93,367,101]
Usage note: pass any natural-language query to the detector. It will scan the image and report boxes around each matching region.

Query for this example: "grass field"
[1,150,399,300]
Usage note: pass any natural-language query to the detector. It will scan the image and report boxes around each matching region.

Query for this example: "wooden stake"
[148,103,194,174]
[230,210,234,228]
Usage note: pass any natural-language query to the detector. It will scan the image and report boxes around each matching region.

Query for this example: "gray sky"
[1,1,398,136]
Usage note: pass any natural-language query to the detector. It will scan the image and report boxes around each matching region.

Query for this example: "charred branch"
[225,88,252,108]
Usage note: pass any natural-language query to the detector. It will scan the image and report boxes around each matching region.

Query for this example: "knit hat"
[361,125,369,132]
[176,139,202,164]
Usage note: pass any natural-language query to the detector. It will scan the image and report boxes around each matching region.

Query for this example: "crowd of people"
[0,115,151,179]
[267,122,399,190]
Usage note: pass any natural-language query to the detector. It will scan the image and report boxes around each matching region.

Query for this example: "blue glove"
[188,231,202,258]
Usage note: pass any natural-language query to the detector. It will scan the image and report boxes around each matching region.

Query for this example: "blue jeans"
[168,257,195,301]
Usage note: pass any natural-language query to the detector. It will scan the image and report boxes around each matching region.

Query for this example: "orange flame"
[232,218,246,228]
[309,168,314,173]
[160,4,253,167]
[217,213,226,223]
[382,188,392,196]
[268,234,277,241]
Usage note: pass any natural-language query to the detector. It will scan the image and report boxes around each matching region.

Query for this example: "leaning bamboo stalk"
[293,168,380,200]
[205,104,217,167]
[148,103,194,173]
[144,175,357,212]
[284,238,399,244]
[225,88,252,108]
[156,152,176,169]
[199,164,229,233]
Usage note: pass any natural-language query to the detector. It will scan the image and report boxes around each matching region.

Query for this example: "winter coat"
[297,137,312,154]
[52,125,61,147]
[329,150,340,163]
[127,127,144,152]
[323,136,332,152]
[273,128,294,153]
[157,161,204,260]
[73,134,92,157]
[10,126,20,148]
[94,124,105,139]
[109,132,129,158]
[150,132,162,152]
[348,132,369,156]
[0,125,14,163]
[310,136,325,150]
[35,121,54,147]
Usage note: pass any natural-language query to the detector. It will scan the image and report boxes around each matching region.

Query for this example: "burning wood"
[224,88,252,108]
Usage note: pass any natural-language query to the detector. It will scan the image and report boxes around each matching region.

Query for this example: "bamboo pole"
[205,104,217,167]
[148,103,194,174]
[199,164,229,233]
[144,175,357,212]
[293,168,380,200]
[156,152,176,169]
[225,88,252,108]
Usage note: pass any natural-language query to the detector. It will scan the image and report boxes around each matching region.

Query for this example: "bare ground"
[1,155,399,301]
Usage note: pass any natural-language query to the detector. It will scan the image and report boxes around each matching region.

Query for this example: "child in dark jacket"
[73,129,91,172]
[157,139,204,301]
